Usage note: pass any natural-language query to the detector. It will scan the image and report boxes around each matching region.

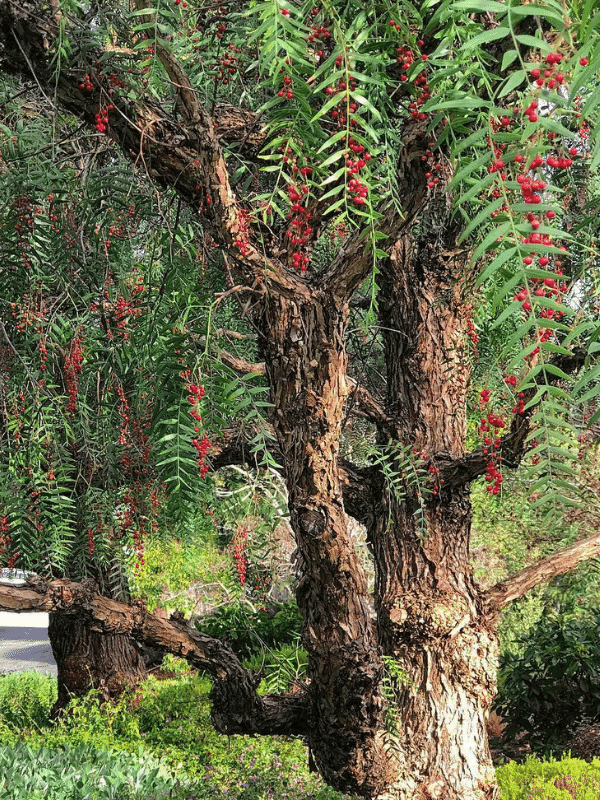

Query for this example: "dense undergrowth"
[0,668,344,800]
[2,669,600,799]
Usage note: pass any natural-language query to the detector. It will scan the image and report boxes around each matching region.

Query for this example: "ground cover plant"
[1,0,600,798]
[0,670,346,800]
[4,670,600,799]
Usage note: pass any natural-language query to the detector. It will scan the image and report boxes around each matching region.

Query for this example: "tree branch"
[211,432,378,528]
[0,0,309,302]
[437,348,587,488]
[0,576,310,736]
[484,531,600,615]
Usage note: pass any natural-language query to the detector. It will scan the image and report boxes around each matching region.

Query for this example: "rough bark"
[258,290,392,796]
[0,4,597,800]
[367,229,500,800]
[48,613,147,714]
[485,530,600,614]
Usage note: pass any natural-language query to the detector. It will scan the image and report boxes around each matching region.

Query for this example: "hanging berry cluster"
[187,382,210,478]
[478,393,506,495]
[64,333,85,414]
[476,376,527,495]
[95,104,113,134]
[233,208,251,257]
[232,527,248,588]
[285,180,312,270]
[483,51,591,363]
[389,33,430,120]
[0,514,12,567]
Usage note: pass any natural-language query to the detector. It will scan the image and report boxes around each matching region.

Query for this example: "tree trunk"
[48,612,146,714]
[365,228,499,800]
[259,291,392,797]
[372,493,499,800]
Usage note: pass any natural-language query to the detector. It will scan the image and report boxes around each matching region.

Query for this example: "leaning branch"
[437,348,587,488]
[484,530,600,615]
[0,576,309,736]
[0,0,308,302]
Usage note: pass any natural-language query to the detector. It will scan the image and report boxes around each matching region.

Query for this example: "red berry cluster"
[64,334,84,414]
[215,43,242,86]
[95,104,113,133]
[478,394,506,495]
[308,19,331,61]
[406,44,431,122]
[482,51,590,363]
[187,383,210,477]
[187,382,205,423]
[530,52,566,91]
[116,384,131,446]
[325,65,359,127]
[87,527,95,556]
[0,514,11,566]
[346,137,372,206]
[192,433,211,478]
[79,73,93,92]
[285,182,312,270]
[277,72,295,101]
[209,4,229,39]
[232,528,248,588]
[233,208,251,257]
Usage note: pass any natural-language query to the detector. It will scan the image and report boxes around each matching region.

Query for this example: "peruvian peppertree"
[1,0,600,798]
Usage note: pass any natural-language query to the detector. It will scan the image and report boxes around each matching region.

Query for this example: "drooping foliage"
[0,101,270,582]
[1,1,600,796]
[0,0,599,578]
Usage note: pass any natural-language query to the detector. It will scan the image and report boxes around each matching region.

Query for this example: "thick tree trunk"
[259,291,392,797]
[365,229,500,800]
[372,496,499,800]
[48,612,146,714]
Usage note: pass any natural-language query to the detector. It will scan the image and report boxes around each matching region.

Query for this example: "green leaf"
[514,34,552,52]
[460,26,511,50]
[501,49,519,72]
[451,0,507,11]
[498,69,527,98]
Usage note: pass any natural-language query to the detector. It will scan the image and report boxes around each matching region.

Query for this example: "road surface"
[0,611,57,676]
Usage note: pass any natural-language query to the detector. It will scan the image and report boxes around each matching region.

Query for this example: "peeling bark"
[48,613,146,714]
[0,3,597,799]
[259,290,392,796]
[485,530,600,614]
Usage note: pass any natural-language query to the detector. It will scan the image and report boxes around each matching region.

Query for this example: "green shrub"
[1,671,347,798]
[496,609,600,749]
[134,531,232,614]
[245,644,308,693]
[0,672,56,734]
[195,600,302,659]
[497,755,600,799]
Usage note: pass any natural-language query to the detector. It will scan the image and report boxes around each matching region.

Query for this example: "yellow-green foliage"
[497,756,600,799]
[133,534,231,613]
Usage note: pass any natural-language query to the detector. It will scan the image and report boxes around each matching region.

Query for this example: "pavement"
[0,611,57,677]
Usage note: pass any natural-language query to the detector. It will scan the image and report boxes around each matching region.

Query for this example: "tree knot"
[297,508,326,538]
